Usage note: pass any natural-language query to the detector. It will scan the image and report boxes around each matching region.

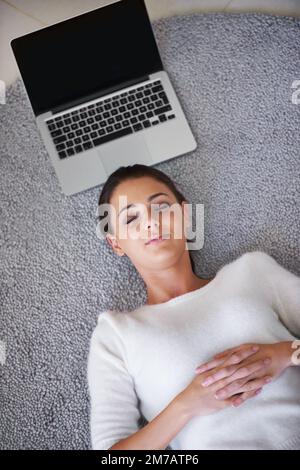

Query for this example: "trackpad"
[96,133,153,176]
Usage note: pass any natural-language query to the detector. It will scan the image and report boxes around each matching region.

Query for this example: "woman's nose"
[145,206,160,230]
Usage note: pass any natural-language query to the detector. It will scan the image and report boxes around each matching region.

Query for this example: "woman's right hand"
[177,351,272,418]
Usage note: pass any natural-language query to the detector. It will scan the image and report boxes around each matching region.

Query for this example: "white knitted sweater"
[87,251,300,450]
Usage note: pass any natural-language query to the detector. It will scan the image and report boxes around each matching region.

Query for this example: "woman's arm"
[108,395,191,450]
[192,251,300,405]
[248,251,300,338]
[193,341,298,406]
[109,349,270,450]
[89,312,268,450]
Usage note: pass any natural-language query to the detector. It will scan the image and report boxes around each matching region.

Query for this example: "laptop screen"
[11,0,163,116]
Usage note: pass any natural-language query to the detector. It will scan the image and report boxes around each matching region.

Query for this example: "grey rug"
[1,12,300,450]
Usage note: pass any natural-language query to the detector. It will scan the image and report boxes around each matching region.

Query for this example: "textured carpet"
[0,12,300,449]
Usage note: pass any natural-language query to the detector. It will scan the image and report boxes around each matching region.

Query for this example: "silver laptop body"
[11,0,197,195]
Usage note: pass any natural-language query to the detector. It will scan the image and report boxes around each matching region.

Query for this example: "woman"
[87,164,300,450]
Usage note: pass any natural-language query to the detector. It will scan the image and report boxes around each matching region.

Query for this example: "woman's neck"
[145,276,211,306]
[143,254,212,306]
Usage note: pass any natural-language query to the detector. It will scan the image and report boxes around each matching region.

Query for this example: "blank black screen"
[11,0,163,115]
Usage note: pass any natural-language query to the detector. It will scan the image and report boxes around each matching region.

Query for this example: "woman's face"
[106,176,190,272]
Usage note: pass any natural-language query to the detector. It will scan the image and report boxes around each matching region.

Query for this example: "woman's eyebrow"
[118,192,169,216]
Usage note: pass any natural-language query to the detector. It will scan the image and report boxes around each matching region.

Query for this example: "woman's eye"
[125,202,170,223]
[126,216,137,224]
[156,202,170,210]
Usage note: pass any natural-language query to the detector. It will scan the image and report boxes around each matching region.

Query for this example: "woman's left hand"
[194,341,294,406]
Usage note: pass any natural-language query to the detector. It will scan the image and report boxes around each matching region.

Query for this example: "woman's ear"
[106,233,125,257]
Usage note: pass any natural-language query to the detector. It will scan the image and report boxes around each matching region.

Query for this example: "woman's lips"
[146,235,169,245]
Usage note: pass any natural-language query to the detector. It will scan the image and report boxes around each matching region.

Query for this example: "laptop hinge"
[51,75,150,115]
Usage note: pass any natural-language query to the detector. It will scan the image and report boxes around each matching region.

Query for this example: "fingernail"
[264,358,271,364]
[255,388,262,394]
[215,391,225,399]
[201,378,211,386]
[232,399,242,407]
[252,345,259,352]
[265,377,272,383]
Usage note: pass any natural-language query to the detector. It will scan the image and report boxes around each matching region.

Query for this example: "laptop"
[11,0,197,196]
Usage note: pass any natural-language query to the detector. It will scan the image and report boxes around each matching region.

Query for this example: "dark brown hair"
[96,164,196,273]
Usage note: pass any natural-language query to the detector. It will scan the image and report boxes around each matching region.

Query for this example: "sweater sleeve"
[87,312,141,450]
[246,251,300,339]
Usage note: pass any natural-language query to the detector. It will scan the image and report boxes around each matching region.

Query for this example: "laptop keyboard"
[46,80,176,160]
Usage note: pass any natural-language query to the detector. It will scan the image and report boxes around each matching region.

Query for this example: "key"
[53,135,67,144]
[154,105,172,116]
[93,127,132,147]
